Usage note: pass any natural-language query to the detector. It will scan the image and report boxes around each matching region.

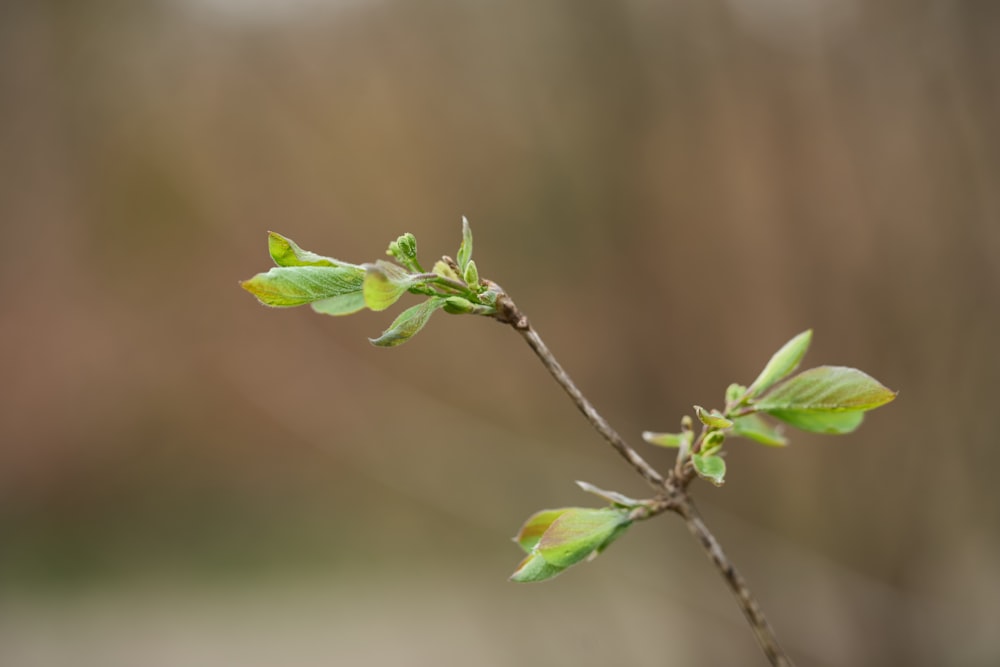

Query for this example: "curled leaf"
[268,232,355,268]
[746,330,813,398]
[369,297,446,347]
[362,260,423,311]
[695,405,733,430]
[457,216,473,271]
[692,453,726,486]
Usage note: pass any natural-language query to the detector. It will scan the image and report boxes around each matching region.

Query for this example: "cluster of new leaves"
[242,224,897,586]
[242,218,497,346]
[513,331,895,583]
[642,330,897,487]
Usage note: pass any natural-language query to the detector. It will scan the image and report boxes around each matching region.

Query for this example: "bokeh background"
[1,1,998,665]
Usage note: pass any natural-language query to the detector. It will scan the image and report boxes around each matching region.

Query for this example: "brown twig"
[674,497,791,666]
[492,289,794,666]
[493,293,666,491]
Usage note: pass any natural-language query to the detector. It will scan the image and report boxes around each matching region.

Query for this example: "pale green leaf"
[309,292,367,316]
[536,507,631,568]
[369,297,446,347]
[695,405,733,429]
[267,232,354,268]
[692,453,726,486]
[747,330,813,398]
[242,265,365,307]
[731,413,788,446]
[765,409,866,434]
[362,260,422,311]
[514,509,571,554]
[756,365,897,412]
[457,216,473,271]
[642,431,685,448]
[510,553,566,583]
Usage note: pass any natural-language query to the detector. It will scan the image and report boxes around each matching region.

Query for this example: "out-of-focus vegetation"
[1,1,998,665]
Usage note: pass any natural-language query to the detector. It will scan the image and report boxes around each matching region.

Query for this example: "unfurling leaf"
[536,507,631,568]
[242,265,366,308]
[701,430,726,455]
[692,453,726,486]
[511,507,631,582]
[267,232,355,268]
[510,553,566,583]
[432,259,461,281]
[695,405,734,430]
[731,413,788,447]
[642,431,686,448]
[369,297,446,347]
[362,260,423,311]
[514,509,570,554]
[457,216,473,271]
[746,330,813,398]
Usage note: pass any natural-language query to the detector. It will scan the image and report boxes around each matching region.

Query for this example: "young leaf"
[514,509,571,554]
[764,409,866,435]
[756,365,896,412]
[701,430,726,455]
[746,330,813,398]
[642,431,685,448]
[510,553,566,583]
[242,265,366,307]
[731,413,788,447]
[457,216,473,271]
[268,232,354,268]
[575,480,643,509]
[362,260,422,311]
[692,453,726,486]
[310,293,367,316]
[695,405,734,430]
[369,297,446,347]
[755,365,895,434]
[536,507,631,568]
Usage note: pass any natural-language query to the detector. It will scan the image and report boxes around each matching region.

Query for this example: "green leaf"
[642,431,685,448]
[747,330,813,398]
[242,265,366,307]
[701,430,726,455]
[309,293,367,316]
[510,553,566,583]
[369,297,446,347]
[695,405,733,430]
[726,383,748,405]
[457,216,473,271]
[464,259,480,288]
[267,232,353,268]
[756,365,897,412]
[362,260,422,311]
[536,507,631,568]
[432,260,461,282]
[755,365,895,434]
[574,481,643,509]
[731,413,788,447]
[765,409,866,435]
[514,509,571,554]
[692,453,726,486]
[386,233,421,272]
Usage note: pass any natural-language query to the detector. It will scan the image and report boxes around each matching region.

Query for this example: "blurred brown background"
[1,1,998,665]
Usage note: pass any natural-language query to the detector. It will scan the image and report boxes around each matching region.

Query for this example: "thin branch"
[675,497,792,666]
[493,293,666,491]
[493,290,793,666]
